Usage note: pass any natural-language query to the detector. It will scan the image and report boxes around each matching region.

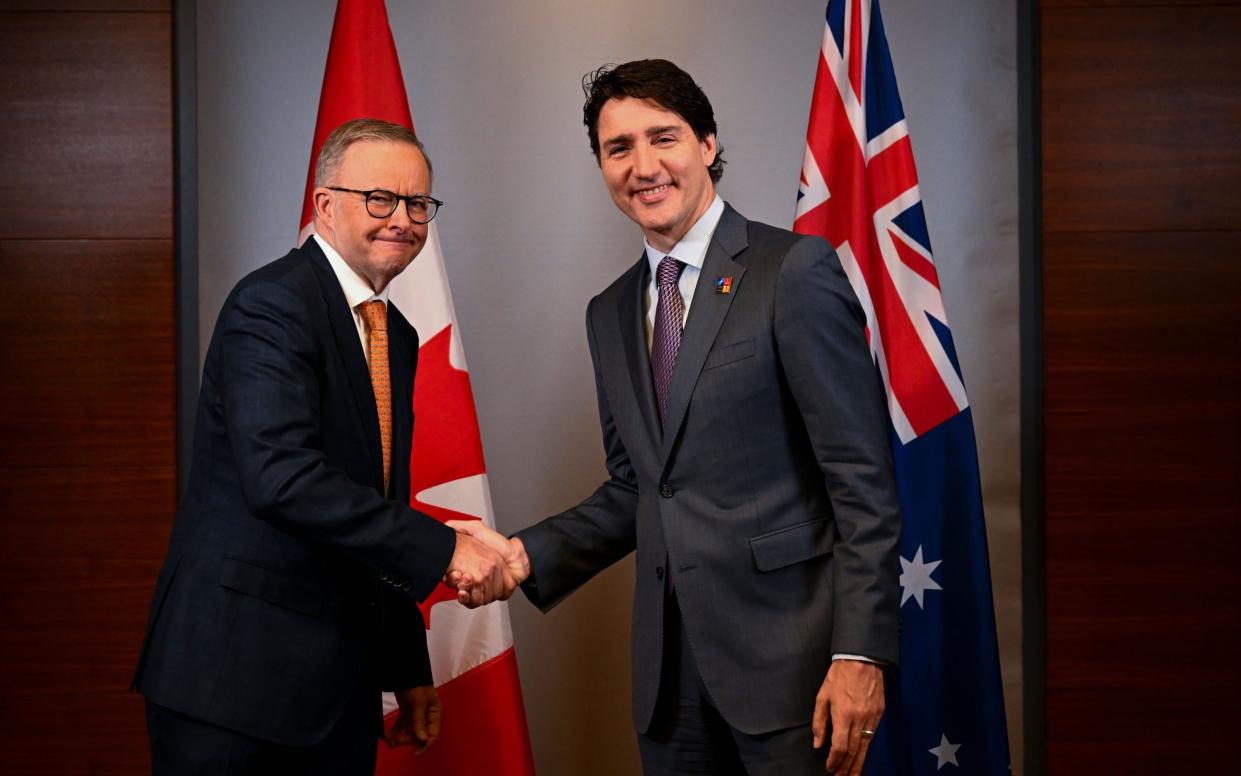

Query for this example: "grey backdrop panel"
[197,1,1020,773]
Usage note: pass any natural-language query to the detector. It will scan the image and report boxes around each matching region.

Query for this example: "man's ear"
[312,188,334,225]
[700,133,718,167]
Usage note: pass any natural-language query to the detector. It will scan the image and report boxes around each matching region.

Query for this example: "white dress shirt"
[313,233,389,360]
[642,195,725,351]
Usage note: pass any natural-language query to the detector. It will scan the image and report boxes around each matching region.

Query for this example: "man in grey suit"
[453,59,901,775]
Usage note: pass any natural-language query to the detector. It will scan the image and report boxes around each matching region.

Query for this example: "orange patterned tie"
[360,301,391,496]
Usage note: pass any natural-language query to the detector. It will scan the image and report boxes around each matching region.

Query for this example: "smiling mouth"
[634,183,672,204]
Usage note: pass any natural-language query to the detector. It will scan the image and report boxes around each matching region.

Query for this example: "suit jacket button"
[659,483,673,498]
[655,566,665,581]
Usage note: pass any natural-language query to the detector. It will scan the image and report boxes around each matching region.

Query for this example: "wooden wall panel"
[1044,238,1241,752]
[1041,2,1241,773]
[0,467,174,773]
[0,241,174,468]
[1044,0,1235,7]
[0,5,173,774]
[0,12,172,239]
[0,1,169,9]
[1042,6,1241,232]
[1043,233,1241,405]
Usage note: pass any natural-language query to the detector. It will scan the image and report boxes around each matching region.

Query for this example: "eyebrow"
[645,125,681,138]
[601,131,634,149]
[601,125,683,149]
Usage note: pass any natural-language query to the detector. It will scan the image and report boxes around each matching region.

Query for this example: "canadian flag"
[297,1,535,773]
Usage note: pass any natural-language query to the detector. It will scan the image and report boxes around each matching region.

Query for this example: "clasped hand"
[442,520,530,608]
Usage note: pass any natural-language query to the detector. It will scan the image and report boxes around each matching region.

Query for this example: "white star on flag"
[900,545,943,608]
[929,733,961,769]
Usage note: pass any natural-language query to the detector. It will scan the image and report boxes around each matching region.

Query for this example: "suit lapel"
[305,240,385,490]
[658,206,748,466]
[617,257,663,450]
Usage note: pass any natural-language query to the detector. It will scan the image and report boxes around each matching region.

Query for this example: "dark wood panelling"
[0,2,173,772]
[0,463,176,689]
[1043,235,1241,770]
[0,465,175,553]
[1041,0,1241,768]
[1043,230,1241,571]
[0,240,174,468]
[0,1,169,11]
[1043,231,1241,404]
[0,466,174,774]
[0,11,172,240]
[1043,0,1236,7]
[1042,6,1241,232]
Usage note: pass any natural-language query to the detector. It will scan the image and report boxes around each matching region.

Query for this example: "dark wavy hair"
[582,59,726,183]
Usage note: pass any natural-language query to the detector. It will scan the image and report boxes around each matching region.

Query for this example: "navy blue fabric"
[146,678,378,776]
[133,239,457,748]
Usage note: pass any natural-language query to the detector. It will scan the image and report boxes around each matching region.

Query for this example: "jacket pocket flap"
[704,338,755,370]
[749,518,835,572]
[220,556,323,617]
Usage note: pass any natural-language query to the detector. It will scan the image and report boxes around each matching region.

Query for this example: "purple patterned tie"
[651,256,686,425]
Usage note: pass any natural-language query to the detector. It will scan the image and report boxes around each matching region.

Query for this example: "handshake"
[442,520,531,607]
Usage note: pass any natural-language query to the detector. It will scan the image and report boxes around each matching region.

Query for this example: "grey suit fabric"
[517,204,902,736]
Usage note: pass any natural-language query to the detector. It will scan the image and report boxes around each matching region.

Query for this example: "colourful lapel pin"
[715,276,733,295]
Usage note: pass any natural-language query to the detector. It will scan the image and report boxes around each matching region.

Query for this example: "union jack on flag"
[794,1,1011,773]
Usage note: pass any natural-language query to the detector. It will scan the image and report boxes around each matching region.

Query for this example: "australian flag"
[794,1,1011,773]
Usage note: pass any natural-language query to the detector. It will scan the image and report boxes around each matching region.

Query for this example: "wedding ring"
[860,729,876,738]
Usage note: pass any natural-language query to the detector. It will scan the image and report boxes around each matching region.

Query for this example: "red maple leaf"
[407,325,489,626]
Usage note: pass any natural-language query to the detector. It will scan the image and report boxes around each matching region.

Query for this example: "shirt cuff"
[832,653,882,664]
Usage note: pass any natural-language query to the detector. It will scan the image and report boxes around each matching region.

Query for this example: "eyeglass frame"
[326,186,443,224]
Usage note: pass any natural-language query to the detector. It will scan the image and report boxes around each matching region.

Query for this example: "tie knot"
[360,300,387,333]
[656,256,684,288]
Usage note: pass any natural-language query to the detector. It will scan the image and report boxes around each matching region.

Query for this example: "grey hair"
[313,118,432,186]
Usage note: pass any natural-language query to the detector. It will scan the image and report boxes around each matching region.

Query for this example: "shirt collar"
[644,195,725,275]
[313,233,390,309]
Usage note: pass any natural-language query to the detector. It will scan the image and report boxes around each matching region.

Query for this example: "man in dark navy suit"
[134,119,512,774]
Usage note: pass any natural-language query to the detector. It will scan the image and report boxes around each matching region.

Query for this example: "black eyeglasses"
[327,187,443,224]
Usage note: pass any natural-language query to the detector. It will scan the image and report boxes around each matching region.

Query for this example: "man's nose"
[386,201,413,228]
[632,144,659,179]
